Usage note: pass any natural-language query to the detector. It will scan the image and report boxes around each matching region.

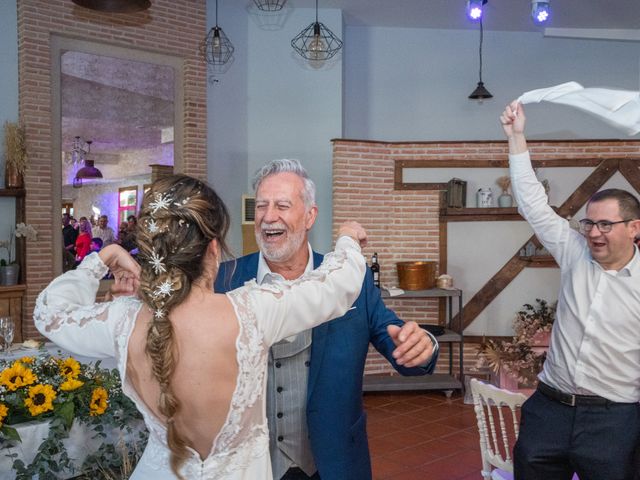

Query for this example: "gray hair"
[252,158,316,209]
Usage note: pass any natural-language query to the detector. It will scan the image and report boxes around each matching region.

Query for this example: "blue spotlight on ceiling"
[467,0,487,21]
[531,1,551,24]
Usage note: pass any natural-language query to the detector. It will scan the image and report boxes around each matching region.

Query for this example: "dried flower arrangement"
[3,121,27,175]
[496,175,511,194]
[480,299,556,384]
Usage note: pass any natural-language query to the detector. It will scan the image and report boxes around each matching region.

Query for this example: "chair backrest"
[470,378,528,479]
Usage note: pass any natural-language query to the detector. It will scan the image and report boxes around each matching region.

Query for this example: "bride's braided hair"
[136,175,230,477]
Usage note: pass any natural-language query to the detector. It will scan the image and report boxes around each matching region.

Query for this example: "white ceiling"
[290,0,640,34]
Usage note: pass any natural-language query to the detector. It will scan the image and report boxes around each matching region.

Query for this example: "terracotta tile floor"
[364,391,483,480]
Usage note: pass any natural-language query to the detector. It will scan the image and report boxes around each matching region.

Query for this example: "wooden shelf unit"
[521,255,558,268]
[0,188,26,284]
[0,188,26,342]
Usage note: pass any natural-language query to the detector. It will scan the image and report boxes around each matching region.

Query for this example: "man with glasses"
[501,101,640,480]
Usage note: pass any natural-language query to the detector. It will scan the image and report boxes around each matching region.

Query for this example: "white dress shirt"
[510,151,640,403]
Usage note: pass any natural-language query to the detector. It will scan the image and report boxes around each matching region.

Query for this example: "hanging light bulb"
[308,24,327,61]
[291,0,343,62]
[212,29,222,56]
[201,0,234,66]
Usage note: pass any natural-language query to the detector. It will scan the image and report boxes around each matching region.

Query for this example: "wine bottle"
[371,252,380,288]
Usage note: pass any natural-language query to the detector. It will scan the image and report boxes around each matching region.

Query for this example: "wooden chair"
[470,378,527,480]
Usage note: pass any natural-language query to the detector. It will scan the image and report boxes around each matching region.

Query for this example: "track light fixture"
[531,1,551,24]
[466,0,487,21]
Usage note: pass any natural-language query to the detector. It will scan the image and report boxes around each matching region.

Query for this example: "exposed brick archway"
[18,0,207,338]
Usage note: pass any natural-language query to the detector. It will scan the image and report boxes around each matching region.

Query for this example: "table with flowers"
[0,343,146,479]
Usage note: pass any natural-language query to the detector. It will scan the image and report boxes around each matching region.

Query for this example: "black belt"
[537,381,611,407]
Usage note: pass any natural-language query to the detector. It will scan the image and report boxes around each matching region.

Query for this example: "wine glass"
[0,317,14,353]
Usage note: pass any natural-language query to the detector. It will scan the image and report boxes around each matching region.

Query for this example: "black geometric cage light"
[291,0,343,61]
[253,0,286,11]
[201,0,234,66]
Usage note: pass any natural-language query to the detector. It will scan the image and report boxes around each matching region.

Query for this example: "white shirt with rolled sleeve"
[510,150,640,403]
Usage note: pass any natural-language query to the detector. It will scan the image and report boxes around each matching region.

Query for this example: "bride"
[34,175,366,479]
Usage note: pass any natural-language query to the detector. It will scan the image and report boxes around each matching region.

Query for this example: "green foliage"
[0,352,147,478]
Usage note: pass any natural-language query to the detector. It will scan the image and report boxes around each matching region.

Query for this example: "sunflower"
[59,357,81,379]
[0,362,37,391]
[0,403,8,427]
[60,377,84,391]
[89,386,108,416]
[24,384,56,416]
[18,356,34,364]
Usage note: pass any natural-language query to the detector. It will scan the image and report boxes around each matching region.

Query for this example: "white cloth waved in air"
[517,81,640,135]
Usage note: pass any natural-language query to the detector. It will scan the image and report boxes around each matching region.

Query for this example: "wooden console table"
[0,284,26,343]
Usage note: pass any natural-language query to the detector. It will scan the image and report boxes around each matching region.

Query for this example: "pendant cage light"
[253,0,286,11]
[201,0,234,66]
[71,0,151,13]
[291,0,343,61]
[468,17,493,100]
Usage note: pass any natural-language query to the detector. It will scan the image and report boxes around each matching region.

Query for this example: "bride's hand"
[338,221,368,248]
[99,245,140,296]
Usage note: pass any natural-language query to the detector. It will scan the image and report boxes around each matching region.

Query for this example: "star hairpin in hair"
[148,250,167,275]
[152,280,174,299]
[149,193,173,214]
[154,308,165,319]
[173,197,190,207]
[147,219,160,234]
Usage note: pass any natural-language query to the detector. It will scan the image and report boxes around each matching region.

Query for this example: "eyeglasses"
[578,219,634,234]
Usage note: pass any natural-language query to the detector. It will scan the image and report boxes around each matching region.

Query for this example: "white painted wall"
[344,26,640,141]
[208,2,343,255]
[207,1,249,257]
[0,0,18,261]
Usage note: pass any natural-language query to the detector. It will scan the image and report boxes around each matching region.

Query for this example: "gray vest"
[267,329,317,479]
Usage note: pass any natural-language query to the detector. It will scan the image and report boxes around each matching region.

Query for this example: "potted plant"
[0,223,37,286]
[480,298,557,391]
[3,121,27,189]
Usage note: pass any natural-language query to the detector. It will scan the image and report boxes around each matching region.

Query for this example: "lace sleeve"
[246,235,365,345]
[33,253,122,359]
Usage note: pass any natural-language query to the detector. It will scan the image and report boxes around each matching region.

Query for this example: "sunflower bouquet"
[0,351,146,478]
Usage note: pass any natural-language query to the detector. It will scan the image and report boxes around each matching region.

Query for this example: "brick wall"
[19,0,207,338]
[332,138,640,376]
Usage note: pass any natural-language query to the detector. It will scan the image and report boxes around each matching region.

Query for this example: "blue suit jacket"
[215,251,438,480]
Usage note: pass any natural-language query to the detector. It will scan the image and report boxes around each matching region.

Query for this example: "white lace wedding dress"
[34,236,364,480]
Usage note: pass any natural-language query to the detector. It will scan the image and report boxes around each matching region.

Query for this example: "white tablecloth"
[1,342,117,371]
